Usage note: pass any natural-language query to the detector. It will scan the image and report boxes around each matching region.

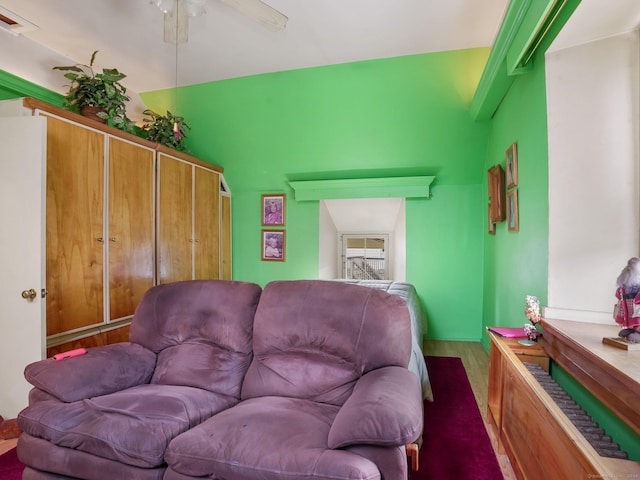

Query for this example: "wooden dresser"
[487,320,640,480]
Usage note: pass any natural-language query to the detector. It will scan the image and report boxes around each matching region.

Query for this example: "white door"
[0,116,46,419]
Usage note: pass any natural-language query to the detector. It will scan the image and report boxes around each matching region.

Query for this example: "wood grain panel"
[194,167,220,280]
[221,194,232,280]
[158,154,193,283]
[45,115,104,335]
[46,324,130,358]
[502,365,591,480]
[108,138,155,320]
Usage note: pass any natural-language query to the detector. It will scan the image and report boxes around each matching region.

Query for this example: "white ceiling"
[0,0,509,100]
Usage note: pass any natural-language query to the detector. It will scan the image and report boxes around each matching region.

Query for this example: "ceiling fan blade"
[164,6,189,43]
[217,0,288,32]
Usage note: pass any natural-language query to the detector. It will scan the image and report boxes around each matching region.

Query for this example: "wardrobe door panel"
[221,194,232,280]
[158,155,193,283]
[108,138,155,320]
[194,167,220,280]
[45,116,104,336]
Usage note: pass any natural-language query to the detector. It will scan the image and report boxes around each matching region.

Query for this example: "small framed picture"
[507,189,519,232]
[487,165,505,223]
[262,194,286,226]
[488,205,496,235]
[506,142,518,189]
[261,230,286,262]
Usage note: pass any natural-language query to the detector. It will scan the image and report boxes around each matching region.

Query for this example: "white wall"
[392,198,406,281]
[318,200,339,279]
[545,30,640,323]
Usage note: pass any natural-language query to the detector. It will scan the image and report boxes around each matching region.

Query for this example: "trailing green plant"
[53,50,134,133]
[99,107,138,135]
[142,109,190,151]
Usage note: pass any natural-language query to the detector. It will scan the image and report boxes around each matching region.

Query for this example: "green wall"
[479,0,581,349]
[143,48,490,340]
[481,55,549,349]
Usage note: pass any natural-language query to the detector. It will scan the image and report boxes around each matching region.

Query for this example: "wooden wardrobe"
[6,98,231,357]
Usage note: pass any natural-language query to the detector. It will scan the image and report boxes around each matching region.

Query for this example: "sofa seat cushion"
[19,384,237,469]
[166,396,381,480]
[19,434,166,480]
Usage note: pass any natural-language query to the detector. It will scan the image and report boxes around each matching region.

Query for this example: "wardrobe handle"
[97,237,104,243]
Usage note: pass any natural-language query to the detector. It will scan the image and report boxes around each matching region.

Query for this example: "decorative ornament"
[525,295,542,324]
[524,295,542,342]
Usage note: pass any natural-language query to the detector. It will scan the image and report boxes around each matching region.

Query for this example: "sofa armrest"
[328,366,423,449]
[24,343,156,403]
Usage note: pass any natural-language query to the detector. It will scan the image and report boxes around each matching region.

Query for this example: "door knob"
[21,289,37,301]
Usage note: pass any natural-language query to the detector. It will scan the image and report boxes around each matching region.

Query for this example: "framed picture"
[261,230,286,261]
[487,165,505,223]
[507,189,519,232]
[506,142,518,189]
[488,205,496,235]
[262,194,286,226]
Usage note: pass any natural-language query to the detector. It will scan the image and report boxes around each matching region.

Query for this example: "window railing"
[346,257,385,280]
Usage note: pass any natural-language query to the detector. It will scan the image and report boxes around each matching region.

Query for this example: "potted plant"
[53,51,134,132]
[142,109,190,151]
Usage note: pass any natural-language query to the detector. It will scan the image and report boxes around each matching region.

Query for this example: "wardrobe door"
[221,193,232,280]
[108,137,155,320]
[45,115,104,336]
[193,166,220,280]
[158,154,193,284]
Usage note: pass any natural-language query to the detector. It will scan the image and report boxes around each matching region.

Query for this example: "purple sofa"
[17,280,423,480]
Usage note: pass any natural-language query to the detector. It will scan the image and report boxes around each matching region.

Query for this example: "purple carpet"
[0,446,23,480]
[0,356,502,480]
[412,356,503,480]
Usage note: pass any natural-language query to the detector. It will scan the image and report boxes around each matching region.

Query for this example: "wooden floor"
[424,340,517,480]
[0,436,16,456]
[0,341,516,479]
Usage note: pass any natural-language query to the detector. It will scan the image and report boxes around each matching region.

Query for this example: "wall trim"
[0,69,63,106]
[543,306,613,325]
[288,176,435,201]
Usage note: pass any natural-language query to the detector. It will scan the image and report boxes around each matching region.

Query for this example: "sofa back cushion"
[241,280,411,405]
[130,280,261,399]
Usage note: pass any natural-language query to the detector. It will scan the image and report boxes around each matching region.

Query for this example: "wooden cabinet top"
[542,317,640,436]
[22,97,223,174]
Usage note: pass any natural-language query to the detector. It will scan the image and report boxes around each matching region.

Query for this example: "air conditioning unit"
[0,6,38,36]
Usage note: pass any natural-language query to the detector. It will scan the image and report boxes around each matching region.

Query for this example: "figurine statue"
[614,257,640,343]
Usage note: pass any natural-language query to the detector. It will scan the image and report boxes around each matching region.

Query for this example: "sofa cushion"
[18,384,237,468]
[241,280,411,405]
[166,396,381,480]
[19,434,166,480]
[24,343,156,403]
[130,280,261,397]
[151,343,251,399]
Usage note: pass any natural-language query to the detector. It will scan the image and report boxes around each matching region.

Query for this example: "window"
[341,234,389,280]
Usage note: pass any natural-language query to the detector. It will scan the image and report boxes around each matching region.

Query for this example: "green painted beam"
[470,0,581,121]
[288,176,435,201]
[470,0,534,121]
[0,70,63,107]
